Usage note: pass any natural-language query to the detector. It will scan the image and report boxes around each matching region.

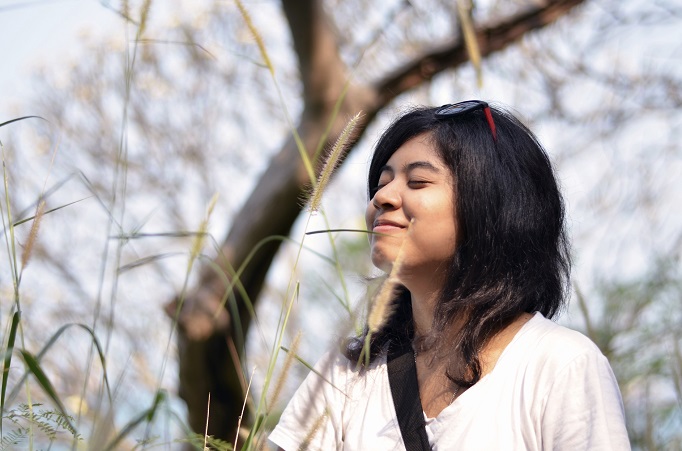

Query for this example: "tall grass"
[0,0,369,449]
[0,2,184,449]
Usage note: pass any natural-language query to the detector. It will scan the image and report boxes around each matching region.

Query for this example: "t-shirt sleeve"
[540,348,631,450]
[269,351,350,451]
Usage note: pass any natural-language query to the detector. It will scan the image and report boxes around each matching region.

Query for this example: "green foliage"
[182,432,234,450]
[0,311,20,428]
[1,403,81,450]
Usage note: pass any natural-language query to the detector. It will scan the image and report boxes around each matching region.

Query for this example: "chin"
[370,253,394,273]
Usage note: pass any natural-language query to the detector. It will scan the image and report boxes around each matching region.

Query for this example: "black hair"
[345,104,571,386]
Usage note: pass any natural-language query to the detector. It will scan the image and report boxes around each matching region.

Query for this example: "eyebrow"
[379,160,442,175]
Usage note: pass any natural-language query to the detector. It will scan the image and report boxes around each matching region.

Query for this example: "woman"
[269,101,630,450]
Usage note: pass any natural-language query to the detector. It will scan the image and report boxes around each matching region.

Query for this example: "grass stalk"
[204,393,210,451]
[1,144,20,305]
[225,9,372,447]
[0,142,37,449]
[235,368,256,450]
[233,0,316,186]
[359,222,411,366]
[268,332,301,409]
[155,194,220,397]
[306,112,363,315]
[456,0,483,87]
[0,311,20,435]
[233,0,273,76]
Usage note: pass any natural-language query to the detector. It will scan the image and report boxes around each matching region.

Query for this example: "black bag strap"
[387,338,431,451]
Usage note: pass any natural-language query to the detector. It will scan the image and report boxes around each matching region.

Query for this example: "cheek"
[365,202,375,231]
[413,201,458,247]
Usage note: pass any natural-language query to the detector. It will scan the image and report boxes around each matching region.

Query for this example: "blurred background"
[0,0,680,449]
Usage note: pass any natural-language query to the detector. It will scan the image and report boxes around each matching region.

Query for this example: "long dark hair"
[345,104,571,386]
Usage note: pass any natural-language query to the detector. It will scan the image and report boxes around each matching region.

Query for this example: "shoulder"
[516,316,631,449]
[519,312,605,367]
[269,347,392,450]
[504,313,620,402]
[313,346,388,387]
[278,346,389,415]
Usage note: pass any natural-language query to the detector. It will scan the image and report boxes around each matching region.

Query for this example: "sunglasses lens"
[438,105,466,115]
[435,101,486,117]
[434,100,497,141]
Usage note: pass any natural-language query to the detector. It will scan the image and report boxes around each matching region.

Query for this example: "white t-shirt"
[269,313,630,450]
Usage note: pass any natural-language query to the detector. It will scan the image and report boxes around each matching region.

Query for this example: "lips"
[373,218,407,232]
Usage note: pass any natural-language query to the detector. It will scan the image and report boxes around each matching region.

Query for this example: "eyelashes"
[370,179,429,198]
[408,180,428,188]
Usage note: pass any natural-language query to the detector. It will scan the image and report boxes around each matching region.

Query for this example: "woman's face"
[365,133,459,278]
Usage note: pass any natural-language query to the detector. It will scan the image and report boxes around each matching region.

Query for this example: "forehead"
[382,134,445,169]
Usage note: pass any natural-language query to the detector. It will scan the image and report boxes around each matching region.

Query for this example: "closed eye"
[408,180,430,188]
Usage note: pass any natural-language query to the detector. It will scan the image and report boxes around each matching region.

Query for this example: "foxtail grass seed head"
[269,331,302,408]
[137,0,153,37]
[367,220,412,333]
[300,408,329,451]
[367,276,398,334]
[456,0,483,87]
[235,0,274,75]
[308,112,363,212]
[21,200,46,269]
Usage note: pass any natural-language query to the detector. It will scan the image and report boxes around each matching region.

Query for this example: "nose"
[372,182,401,210]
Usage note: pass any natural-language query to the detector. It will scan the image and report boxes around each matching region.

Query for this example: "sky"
[0,1,124,119]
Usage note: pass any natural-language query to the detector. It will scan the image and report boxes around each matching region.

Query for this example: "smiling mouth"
[372,220,406,232]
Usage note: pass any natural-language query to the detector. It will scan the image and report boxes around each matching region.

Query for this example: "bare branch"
[374,0,587,105]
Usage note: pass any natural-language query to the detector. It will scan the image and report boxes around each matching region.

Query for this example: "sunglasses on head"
[434,100,497,142]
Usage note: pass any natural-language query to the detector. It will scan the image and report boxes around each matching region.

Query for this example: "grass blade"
[0,116,46,129]
[12,197,92,227]
[18,349,77,434]
[280,346,346,396]
[102,390,165,451]
[5,323,112,409]
[0,311,20,430]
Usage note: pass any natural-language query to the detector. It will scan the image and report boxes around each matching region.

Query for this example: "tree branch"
[282,0,349,112]
[374,0,587,106]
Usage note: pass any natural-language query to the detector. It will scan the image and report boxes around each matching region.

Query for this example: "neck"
[403,276,442,337]
[398,264,455,338]
[402,270,467,355]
